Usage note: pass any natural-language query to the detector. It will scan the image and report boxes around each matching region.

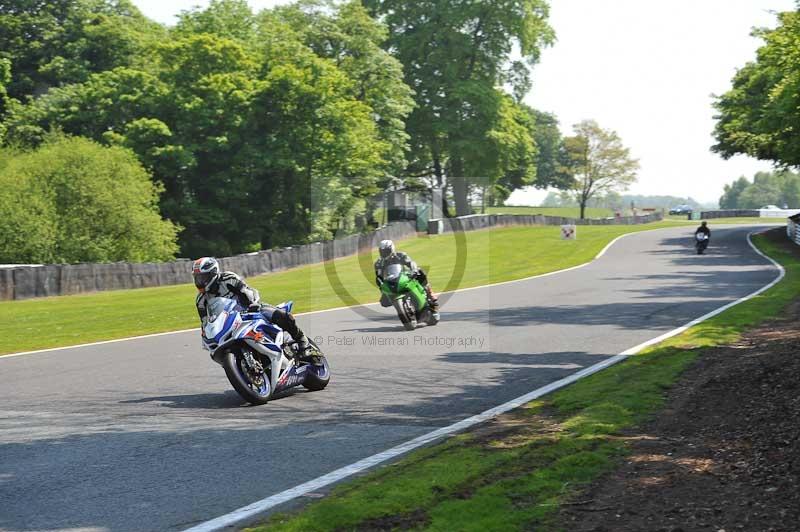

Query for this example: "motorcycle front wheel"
[222,350,271,405]
[393,297,417,331]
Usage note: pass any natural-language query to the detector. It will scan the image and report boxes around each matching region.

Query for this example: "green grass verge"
[0,219,775,355]
[247,230,798,532]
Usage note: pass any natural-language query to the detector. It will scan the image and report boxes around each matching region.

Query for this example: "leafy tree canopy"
[719,176,751,209]
[0,135,180,263]
[4,3,405,257]
[272,0,415,177]
[363,0,556,215]
[557,119,639,219]
[0,58,10,142]
[174,0,258,43]
[719,171,800,209]
[0,0,165,101]
[713,9,800,167]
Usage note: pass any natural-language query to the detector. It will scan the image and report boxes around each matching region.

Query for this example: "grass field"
[249,229,797,532]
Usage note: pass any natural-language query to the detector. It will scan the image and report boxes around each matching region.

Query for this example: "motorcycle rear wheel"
[302,340,331,391]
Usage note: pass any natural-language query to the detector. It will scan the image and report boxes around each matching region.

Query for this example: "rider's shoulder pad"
[220,271,242,283]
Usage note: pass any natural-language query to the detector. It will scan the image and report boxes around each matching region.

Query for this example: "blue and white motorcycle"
[201,297,330,405]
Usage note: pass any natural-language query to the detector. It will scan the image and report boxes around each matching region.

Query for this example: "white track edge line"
[0,230,642,359]
[182,229,785,532]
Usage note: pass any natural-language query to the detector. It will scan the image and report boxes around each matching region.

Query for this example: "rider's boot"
[296,332,310,352]
[271,308,311,357]
[424,284,439,312]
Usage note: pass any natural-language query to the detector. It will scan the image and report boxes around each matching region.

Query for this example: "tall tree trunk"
[579,200,586,220]
[432,146,452,217]
[450,157,470,216]
[451,176,470,216]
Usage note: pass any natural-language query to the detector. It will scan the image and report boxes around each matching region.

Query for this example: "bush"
[0,136,180,263]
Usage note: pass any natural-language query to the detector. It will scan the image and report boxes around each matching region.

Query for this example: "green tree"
[478,95,538,208]
[0,58,10,142]
[0,0,164,102]
[719,176,750,209]
[492,106,569,206]
[174,0,258,43]
[780,171,800,208]
[557,120,639,219]
[528,108,565,188]
[364,0,555,216]
[4,3,408,256]
[0,146,57,263]
[272,0,415,177]
[728,170,800,209]
[241,23,386,246]
[0,136,179,263]
[713,10,800,166]
[736,172,782,208]
[4,67,168,146]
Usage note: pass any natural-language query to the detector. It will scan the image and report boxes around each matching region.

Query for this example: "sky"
[132,0,796,206]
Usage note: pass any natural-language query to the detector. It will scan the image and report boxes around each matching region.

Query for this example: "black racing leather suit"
[196,272,307,345]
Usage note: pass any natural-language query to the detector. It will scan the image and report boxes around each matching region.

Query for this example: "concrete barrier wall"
[427,212,663,234]
[788,216,800,246]
[0,222,418,301]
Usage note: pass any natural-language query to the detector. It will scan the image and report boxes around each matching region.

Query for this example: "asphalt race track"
[0,225,781,531]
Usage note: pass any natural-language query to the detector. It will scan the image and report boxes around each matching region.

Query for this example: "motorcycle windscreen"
[204,297,239,341]
[383,263,404,281]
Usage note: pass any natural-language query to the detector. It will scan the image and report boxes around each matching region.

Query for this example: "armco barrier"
[0,221,417,301]
[759,208,800,218]
[427,212,663,234]
[788,214,800,246]
[702,209,800,219]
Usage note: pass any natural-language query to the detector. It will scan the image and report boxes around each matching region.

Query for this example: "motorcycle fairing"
[380,264,428,311]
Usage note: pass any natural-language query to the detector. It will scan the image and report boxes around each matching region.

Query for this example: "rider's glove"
[247,303,261,313]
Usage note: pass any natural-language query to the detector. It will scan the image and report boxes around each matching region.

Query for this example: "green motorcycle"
[379,263,440,330]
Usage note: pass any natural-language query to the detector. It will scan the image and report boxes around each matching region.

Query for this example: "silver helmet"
[378,239,395,259]
[192,257,220,292]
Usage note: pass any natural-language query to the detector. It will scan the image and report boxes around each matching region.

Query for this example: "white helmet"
[192,257,220,292]
[378,239,395,259]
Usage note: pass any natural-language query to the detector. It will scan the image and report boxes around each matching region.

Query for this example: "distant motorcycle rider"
[695,221,711,240]
[192,257,310,352]
[374,240,439,311]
